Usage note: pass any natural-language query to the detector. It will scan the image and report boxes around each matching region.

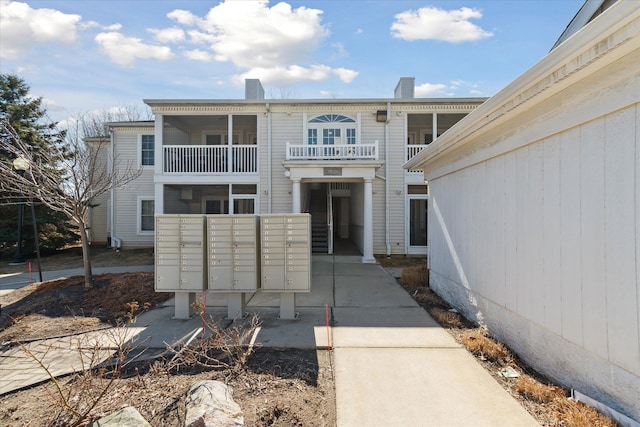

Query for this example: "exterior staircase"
[309,190,329,253]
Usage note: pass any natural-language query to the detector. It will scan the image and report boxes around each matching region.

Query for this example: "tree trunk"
[79,225,93,289]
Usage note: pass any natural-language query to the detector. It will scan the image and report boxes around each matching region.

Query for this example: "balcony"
[407,144,428,174]
[286,142,379,161]
[163,145,258,174]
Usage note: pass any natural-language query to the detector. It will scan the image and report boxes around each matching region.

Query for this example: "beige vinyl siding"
[386,114,407,254]
[269,111,302,213]
[258,112,271,214]
[89,192,109,245]
[86,139,111,245]
[112,127,155,248]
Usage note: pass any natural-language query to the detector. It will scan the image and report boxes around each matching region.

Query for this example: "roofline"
[143,97,488,106]
[551,0,606,50]
[405,0,638,172]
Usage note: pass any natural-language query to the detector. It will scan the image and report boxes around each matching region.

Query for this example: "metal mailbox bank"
[261,213,311,319]
[207,214,259,319]
[155,215,206,319]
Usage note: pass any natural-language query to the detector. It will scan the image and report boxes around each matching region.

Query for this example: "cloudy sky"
[0,0,583,122]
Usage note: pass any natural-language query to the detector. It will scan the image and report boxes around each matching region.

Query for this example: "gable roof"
[552,0,619,49]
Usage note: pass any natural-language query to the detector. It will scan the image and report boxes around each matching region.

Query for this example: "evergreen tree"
[0,74,79,257]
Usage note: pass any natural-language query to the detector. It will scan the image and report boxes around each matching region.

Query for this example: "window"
[141,135,154,166]
[140,199,154,232]
[307,114,356,145]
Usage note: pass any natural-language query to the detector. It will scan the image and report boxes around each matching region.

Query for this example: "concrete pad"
[333,255,366,264]
[334,262,388,277]
[332,307,460,348]
[311,260,334,275]
[134,306,203,349]
[247,308,330,349]
[335,276,417,308]
[333,347,538,427]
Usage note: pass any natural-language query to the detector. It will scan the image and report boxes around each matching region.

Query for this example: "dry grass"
[395,265,621,427]
[515,375,563,404]
[460,328,512,364]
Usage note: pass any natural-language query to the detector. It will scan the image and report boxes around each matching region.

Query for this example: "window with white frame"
[140,135,154,166]
[308,114,356,145]
[139,199,155,233]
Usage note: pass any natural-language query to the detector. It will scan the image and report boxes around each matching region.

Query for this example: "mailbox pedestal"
[261,214,311,319]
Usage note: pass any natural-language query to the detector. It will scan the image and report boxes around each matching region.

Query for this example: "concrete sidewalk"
[0,256,538,426]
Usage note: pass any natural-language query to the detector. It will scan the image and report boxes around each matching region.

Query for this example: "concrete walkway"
[0,256,538,426]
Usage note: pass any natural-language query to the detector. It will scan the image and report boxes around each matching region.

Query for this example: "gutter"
[108,128,121,251]
[385,101,391,257]
[267,103,272,213]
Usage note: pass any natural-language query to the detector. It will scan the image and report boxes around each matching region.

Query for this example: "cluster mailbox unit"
[261,214,312,319]
[155,213,311,320]
[154,215,206,319]
[207,215,259,319]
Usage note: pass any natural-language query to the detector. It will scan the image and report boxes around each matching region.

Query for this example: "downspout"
[385,101,391,257]
[108,128,121,251]
[266,102,272,213]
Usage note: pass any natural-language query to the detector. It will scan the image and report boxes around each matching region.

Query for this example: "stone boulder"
[185,380,244,427]
[89,406,151,427]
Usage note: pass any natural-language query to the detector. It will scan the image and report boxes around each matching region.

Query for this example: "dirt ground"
[0,250,619,426]
[0,249,335,426]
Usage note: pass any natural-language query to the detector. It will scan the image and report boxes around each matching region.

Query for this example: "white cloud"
[391,7,493,43]
[330,42,348,60]
[0,0,81,59]
[164,1,356,86]
[167,9,199,26]
[80,21,122,31]
[415,83,448,97]
[148,27,185,43]
[184,49,213,62]
[95,32,173,66]
[235,64,334,85]
[333,68,358,83]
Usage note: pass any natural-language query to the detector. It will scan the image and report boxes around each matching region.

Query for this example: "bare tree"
[0,118,141,288]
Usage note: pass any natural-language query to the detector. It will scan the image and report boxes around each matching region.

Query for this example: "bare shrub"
[168,298,261,374]
[20,304,147,426]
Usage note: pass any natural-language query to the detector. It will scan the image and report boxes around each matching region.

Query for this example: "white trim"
[406,187,429,255]
[137,133,155,169]
[137,196,155,235]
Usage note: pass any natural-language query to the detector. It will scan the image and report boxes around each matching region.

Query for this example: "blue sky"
[1,0,584,123]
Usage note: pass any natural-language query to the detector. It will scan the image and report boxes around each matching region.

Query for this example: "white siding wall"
[269,111,301,213]
[424,37,640,419]
[112,128,155,248]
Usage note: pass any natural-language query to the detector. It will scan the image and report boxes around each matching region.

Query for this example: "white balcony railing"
[163,145,258,174]
[286,141,378,160]
[407,144,428,174]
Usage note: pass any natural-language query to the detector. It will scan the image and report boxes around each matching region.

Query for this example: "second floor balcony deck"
[163,145,258,174]
[286,141,379,161]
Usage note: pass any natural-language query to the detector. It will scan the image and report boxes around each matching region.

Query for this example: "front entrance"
[307,183,360,255]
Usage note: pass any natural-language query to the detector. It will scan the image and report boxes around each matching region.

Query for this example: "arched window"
[308,114,357,145]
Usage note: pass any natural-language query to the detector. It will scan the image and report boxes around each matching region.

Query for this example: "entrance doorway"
[307,183,360,255]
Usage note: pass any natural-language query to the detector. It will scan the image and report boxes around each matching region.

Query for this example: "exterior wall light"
[376,110,387,122]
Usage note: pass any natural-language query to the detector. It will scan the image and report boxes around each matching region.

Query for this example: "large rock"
[89,406,151,427]
[185,380,244,427]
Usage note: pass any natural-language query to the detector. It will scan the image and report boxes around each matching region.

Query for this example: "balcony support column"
[292,179,301,213]
[154,114,163,175]
[362,178,376,263]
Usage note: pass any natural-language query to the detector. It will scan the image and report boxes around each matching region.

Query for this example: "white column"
[292,179,301,213]
[362,178,375,263]
[432,113,438,143]
[227,114,233,173]
[154,113,163,175]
